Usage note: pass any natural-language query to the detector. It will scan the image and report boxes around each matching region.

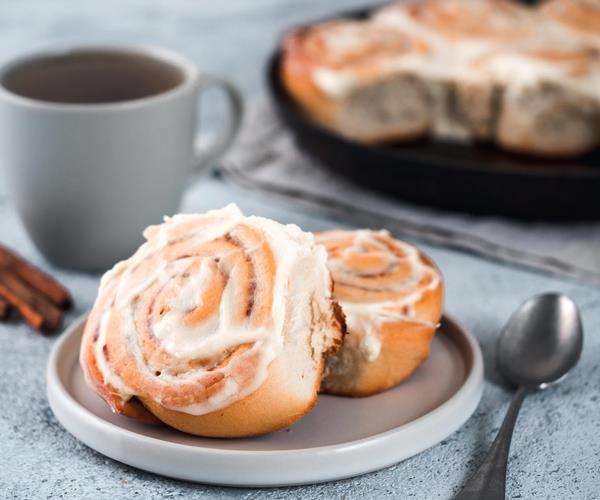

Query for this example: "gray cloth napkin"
[221,99,600,286]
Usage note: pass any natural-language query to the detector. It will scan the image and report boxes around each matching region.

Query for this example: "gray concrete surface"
[0,1,599,498]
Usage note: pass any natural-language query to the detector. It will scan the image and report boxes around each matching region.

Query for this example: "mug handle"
[193,74,243,173]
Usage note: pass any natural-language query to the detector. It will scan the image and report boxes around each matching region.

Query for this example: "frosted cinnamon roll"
[316,230,443,397]
[281,0,600,156]
[281,19,434,142]
[80,204,345,437]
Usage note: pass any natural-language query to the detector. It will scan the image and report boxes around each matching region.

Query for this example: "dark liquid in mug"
[1,51,184,104]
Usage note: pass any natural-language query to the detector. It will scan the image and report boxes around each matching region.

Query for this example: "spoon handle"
[455,386,529,500]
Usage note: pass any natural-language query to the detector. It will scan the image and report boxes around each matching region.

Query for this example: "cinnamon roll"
[316,230,443,397]
[281,0,600,157]
[281,19,434,143]
[80,204,345,437]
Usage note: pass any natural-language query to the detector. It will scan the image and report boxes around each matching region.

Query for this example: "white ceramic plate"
[47,314,483,487]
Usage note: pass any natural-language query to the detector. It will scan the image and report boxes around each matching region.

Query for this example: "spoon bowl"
[497,293,583,388]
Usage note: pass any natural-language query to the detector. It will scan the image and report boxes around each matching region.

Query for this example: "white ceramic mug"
[0,44,242,271]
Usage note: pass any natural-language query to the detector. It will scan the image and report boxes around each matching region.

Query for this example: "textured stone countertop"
[0,1,599,499]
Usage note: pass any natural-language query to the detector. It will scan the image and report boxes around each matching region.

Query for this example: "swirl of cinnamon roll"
[316,229,443,397]
[80,204,344,437]
[378,0,536,42]
[540,0,600,43]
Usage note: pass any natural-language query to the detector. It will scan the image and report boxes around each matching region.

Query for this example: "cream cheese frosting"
[86,204,336,416]
[317,229,440,362]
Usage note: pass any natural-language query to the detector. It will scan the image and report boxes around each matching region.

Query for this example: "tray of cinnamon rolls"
[47,205,483,486]
[270,0,600,220]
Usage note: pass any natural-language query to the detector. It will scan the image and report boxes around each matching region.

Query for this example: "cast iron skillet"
[266,9,600,221]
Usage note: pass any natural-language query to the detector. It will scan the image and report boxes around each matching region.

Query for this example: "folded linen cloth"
[221,99,600,286]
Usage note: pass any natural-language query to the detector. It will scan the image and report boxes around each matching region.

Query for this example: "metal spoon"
[455,293,583,500]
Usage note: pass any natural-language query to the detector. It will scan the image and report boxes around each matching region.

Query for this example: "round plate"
[267,9,600,220]
[47,314,483,487]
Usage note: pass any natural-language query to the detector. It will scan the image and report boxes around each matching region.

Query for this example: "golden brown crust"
[329,300,347,353]
[140,356,324,438]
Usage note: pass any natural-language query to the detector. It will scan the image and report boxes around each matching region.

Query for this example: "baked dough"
[80,205,345,437]
[281,0,600,157]
[317,230,443,397]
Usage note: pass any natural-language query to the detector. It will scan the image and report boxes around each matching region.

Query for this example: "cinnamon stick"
[0,245,71,309]
[0,297,9,319]
[0,268,63,332]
